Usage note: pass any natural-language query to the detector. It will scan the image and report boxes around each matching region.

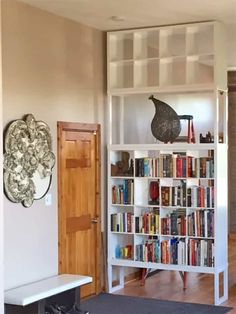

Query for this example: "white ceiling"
[19,0,236,31]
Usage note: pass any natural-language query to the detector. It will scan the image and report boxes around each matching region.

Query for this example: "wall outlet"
[45,193,52,206]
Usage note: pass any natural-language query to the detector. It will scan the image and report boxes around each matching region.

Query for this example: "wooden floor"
[116,237,236,313]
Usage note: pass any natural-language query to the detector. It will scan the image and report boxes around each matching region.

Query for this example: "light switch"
[45,193,52,206]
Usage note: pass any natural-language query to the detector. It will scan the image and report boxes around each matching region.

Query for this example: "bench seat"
[4,274,92,313]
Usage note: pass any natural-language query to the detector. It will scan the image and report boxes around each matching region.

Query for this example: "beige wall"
[227,23,236,69]
[2,0,106,289]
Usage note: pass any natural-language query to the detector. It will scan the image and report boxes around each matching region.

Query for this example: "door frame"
[57,121,101,295]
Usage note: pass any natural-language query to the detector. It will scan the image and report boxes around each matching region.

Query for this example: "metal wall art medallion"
[3,114,55,207]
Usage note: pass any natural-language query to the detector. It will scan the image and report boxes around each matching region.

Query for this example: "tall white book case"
[107,21,228,305]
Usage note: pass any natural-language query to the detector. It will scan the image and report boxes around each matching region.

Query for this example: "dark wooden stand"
[141,268,188,290]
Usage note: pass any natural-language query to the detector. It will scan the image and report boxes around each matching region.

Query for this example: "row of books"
[161,238,186,265]
[161,183,187,206]
[135,209,160,234]
[112,179,134,204]
[135,155,214,178]
[161,238,214,266]
[110,208,214,237]
[187,186,214,208]
[136,239,160,263]
[135,238,186,265]
[185,156,214,178]
[111,212,134,233]
[160,184,214,208]
[161,209,186,235]
[188,239,214,267]
[117,238,214,267]
[188,210,214,237]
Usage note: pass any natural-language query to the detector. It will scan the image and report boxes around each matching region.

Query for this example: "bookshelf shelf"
[107,21,228,305]
[110,258,217,274]
[110,204,134,208]
[111,232,134,235]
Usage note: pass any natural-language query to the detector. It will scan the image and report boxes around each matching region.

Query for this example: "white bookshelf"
[107,21,228,305]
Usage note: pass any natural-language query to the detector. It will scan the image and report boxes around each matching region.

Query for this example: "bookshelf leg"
[119,266,124,287]
[214,272,219,305]
[214,268,228,305]
[179,271,188,290]
[107,265,125,293]
[224,268,229,301]
[108,264,113,293]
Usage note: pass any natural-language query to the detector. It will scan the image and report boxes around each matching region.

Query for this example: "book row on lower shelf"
[110,208,214,237]
[111,179,214,207]
[114,237,214,267]
[112,179,134,204]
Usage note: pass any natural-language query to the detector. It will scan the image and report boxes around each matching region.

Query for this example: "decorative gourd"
[149,95,181,143]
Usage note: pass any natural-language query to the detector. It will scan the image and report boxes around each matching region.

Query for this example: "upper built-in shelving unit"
[107,21,226,94]
[107,21,227,146]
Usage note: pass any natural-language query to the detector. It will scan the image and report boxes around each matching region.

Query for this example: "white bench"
[4,274,92,313]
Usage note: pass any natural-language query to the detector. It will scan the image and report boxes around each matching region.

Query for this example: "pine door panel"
[58,122,101,298]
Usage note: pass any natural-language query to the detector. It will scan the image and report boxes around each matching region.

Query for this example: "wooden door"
[58,122,101,298]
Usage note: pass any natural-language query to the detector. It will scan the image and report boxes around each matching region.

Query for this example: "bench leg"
[38,299,45,314]
[73,287,89,314]
[75,286,81,308]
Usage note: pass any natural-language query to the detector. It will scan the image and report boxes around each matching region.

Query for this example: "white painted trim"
[227,67,236,71]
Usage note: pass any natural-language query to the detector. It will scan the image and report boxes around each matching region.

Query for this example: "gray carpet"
[81,293,232,314]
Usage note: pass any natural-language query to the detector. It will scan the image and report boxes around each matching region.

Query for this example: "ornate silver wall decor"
[3,114,55,207]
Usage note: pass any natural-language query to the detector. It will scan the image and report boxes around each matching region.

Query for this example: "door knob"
[91,217,99,224]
